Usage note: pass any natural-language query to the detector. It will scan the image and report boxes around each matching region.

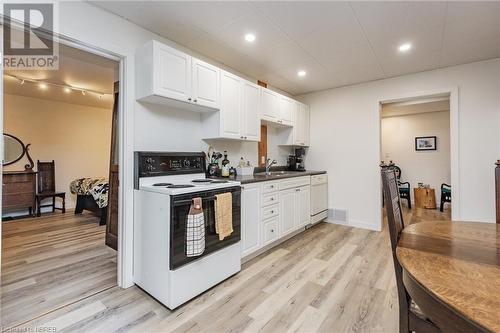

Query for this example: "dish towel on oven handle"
[215,193,233,241]
[186,197,205,257]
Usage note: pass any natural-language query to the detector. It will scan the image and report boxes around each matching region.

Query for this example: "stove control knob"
[146,157,154,164]
[183,159,191,167]
[147,165,155,172]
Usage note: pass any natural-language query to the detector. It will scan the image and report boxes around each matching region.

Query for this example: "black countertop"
[210,169,326,184]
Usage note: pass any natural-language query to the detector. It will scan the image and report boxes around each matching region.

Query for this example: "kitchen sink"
[254,171,299,177]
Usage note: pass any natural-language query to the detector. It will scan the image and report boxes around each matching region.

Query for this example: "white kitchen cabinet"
[220,71,242,139]
[278,96,294,126]
[262,217,279,245]
[136,40,219,111]
[241,176,312,259]
[241,184,261,257]
[192,58,220,109]
[287,102,310,147]
[261,88,279,123]
[297,186,311,228]
[241,81,261,141]
[279,188,296,236]
[202,73,261,141]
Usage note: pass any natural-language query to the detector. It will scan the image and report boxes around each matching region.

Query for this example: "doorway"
[1,41,120,328]
[380,95,452,225]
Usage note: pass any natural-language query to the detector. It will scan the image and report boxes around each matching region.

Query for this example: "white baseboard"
[325,218,381,232]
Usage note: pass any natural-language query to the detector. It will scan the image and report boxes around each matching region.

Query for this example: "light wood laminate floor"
[1,212,117,328]
[2,207,450,332]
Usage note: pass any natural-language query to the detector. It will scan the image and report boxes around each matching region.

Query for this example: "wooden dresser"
[3,170,37,215]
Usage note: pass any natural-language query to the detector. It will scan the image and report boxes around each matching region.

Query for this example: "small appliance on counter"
[288,147,306,171]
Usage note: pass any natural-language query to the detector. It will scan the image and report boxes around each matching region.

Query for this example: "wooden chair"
[36,160,66,217]
[496,160,500,223]
[393,165,411,209]
[381,167,440,333]
[439,183,451,212]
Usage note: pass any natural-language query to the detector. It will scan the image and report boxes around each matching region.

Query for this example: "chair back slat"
[382,167,405,251]
[37,160,56,193]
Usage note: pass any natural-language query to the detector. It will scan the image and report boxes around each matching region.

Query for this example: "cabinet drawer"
[279,176,310,191]
[262,181,279,193]
[3,192,34,208]
[262,193,279,207]
[262,217,279,245]
[262,204,279,220]
[3,181,33,194]
[311,174,327,185]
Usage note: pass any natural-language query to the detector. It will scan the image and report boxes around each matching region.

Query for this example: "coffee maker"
[288,148,306,171]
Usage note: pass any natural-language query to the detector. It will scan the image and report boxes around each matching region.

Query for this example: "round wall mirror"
[3,134,26,166]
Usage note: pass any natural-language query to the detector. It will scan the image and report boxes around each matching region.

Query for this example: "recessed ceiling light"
[244,33,256,43]
[64,87,71,93]
[38,83,47,89]
[297,70,306,77]
[398,43,412,52]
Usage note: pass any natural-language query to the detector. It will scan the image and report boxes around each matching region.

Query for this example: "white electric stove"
[134,152,241,309]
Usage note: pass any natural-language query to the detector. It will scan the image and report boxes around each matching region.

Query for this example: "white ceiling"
[4,43,118,108]
[90,1,500,95]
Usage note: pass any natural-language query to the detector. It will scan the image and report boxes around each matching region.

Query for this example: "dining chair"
[440,183,451,212]
[36,160,66,217]
[381,167,440,333]
[393,165,411,209]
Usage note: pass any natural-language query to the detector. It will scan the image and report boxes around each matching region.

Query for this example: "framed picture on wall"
[415,136,437,151]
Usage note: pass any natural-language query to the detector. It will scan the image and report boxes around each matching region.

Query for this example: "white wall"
[3,94,112,213]
[300,58,500,229]
[381,111,451,204]
[21,1,294,287]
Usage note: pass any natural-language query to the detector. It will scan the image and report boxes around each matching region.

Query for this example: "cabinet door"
[242,81,261,141]
[296,186,311,228]
[192,58,220,109]
[279,188,296,237]
[279,96,293,125]
[302,104,310,146]
[241,184,261,257]
[261,88,279,122]
[156,43,192,102]
[220,71,242,139]
[292,102,302,145]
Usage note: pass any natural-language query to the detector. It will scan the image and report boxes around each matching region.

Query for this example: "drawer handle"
[270,197,274,201]
[271,229,274,233]
[270,210,274,214]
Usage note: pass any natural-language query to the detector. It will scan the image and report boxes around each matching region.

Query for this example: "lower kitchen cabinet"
[279,188,296,236]
[241,177,311,259]
[262,217,279,245]
[241,183,261,257]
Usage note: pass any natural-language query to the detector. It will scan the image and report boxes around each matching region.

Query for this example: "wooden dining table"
[396,221,500,333]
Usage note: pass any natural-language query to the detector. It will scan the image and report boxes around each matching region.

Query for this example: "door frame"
[376,87,460,229]
[0,29,135,288]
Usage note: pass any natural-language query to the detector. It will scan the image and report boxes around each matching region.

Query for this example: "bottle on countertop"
[222,151,229,167]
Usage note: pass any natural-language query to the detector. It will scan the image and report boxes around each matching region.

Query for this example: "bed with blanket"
[70,177,109,225]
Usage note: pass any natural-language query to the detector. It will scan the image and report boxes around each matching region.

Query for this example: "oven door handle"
[172,196,218,206]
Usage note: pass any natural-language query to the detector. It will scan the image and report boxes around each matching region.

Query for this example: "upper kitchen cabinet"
[279,101,310,147]
[191,58,220,109]
[261,87,293,127]
[202,72,260,142]
[136,40,220,112]
[261,88,279,123]
[241,81,261,141]
[278,96,294,126]
[294,102,310,146]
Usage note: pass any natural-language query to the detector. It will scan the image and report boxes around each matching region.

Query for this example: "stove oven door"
[169,186,241,270]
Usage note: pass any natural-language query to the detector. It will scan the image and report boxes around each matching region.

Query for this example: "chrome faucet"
[265,158,277,175]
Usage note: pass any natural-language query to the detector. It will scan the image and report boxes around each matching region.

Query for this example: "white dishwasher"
[310,173,328,224]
